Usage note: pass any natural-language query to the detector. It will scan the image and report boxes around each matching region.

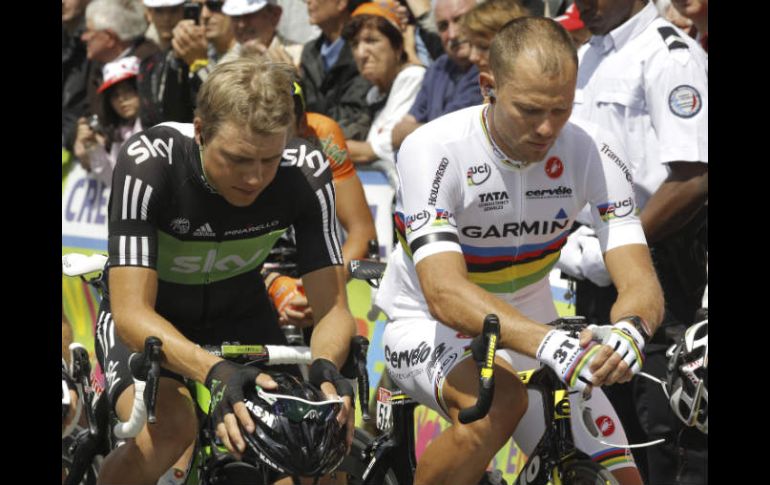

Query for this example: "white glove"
[555,229,584,279]
[536,329,601,394]
[587,321,646,374]
[577,231,612,287]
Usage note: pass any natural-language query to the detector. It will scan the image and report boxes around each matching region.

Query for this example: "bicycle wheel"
[335,428,400,485]
[558,460,619,485]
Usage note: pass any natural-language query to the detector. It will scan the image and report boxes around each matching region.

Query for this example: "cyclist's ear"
[193,117,205,147]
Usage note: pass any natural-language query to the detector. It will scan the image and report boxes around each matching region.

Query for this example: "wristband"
[189,58,209,74]
[616,315,652,344]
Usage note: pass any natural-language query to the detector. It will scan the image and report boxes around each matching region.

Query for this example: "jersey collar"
[480,104,531,171]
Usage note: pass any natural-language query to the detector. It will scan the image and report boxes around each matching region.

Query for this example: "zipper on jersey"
[200,245,217,328]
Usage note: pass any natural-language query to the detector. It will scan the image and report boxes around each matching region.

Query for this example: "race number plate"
[376,387,393,432]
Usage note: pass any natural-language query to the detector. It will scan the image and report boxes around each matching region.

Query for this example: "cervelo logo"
[597,197,634,222]
[526,186,573,199]
[405,210,430,234]
[171,248,265,273]
[127,135,174,165]
[385,341,432,369]
[466,163,491,186]
[281,144,329,177]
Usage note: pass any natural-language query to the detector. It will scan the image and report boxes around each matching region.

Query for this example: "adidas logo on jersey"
[193,223,216,237]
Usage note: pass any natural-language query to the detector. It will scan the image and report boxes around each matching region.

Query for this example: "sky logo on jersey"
[126,135,174,165]
[405,210,430,234]
[432,209,457,227]
[281,144,329,178]
[597,197,635,222]
[467,163,491,186]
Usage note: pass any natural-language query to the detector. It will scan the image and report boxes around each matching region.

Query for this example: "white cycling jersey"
[374,104,645,472]
[375,104,646,320]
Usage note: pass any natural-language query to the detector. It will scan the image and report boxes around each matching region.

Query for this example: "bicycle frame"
[512,368,591,485]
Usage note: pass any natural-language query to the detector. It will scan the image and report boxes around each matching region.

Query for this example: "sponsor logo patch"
[596,415,616,437]
[432,208,457,227]
[467,163,491,186]
[170,217,190,234]
[526,186,573,199]
[597,197,634,222]
[405,210,431,234]
[545,157,564,179]
[478,191,510,211]
[428,158,450,206]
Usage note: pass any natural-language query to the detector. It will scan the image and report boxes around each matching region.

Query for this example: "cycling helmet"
[238,372,347,477]
[666,320,708,434]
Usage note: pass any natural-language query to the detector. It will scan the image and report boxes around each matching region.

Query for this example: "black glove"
[205,360,262,426]
[308,358,354,399]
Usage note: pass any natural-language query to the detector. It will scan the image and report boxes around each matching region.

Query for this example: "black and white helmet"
[666,320,708,434]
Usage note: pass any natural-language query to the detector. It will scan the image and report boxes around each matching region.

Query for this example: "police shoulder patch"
[657,26,689,51]
[668,85,702,118]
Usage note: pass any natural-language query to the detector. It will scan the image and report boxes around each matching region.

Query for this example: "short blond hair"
[195,58,295,142]
[460,0,529,40]
[489,16,577,85]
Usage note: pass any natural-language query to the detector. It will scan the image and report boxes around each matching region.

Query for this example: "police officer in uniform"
[563,1,708,483]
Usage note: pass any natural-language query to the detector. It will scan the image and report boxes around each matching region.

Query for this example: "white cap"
[98,56,141,94]
[222,0,276,16]
[143,0,185,7]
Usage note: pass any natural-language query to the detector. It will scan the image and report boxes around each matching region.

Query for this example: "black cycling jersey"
[104,122,342,329]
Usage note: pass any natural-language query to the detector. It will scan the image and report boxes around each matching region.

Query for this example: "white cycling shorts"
[382,316,636,472]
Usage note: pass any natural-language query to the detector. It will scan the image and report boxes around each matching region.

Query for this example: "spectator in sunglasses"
[220,0,303,68]
[172,0,237,98]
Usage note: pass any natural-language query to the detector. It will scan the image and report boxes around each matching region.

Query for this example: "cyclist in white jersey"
[374,17,664,485]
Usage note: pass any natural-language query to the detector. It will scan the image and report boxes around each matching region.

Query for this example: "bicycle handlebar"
[459,314,501,424]
[348,260,387,288]
[113,336,163,439]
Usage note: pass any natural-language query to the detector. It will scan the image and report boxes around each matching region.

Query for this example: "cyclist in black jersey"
[94,58,357,484]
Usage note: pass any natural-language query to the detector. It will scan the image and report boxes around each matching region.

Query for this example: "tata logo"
[171,249,265,273]
[479,191,509,203]
[405,210,430,234]
[597,197,634,222]
[466,163,491,186]
[281,144,329,177]
[126,135,174,165]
